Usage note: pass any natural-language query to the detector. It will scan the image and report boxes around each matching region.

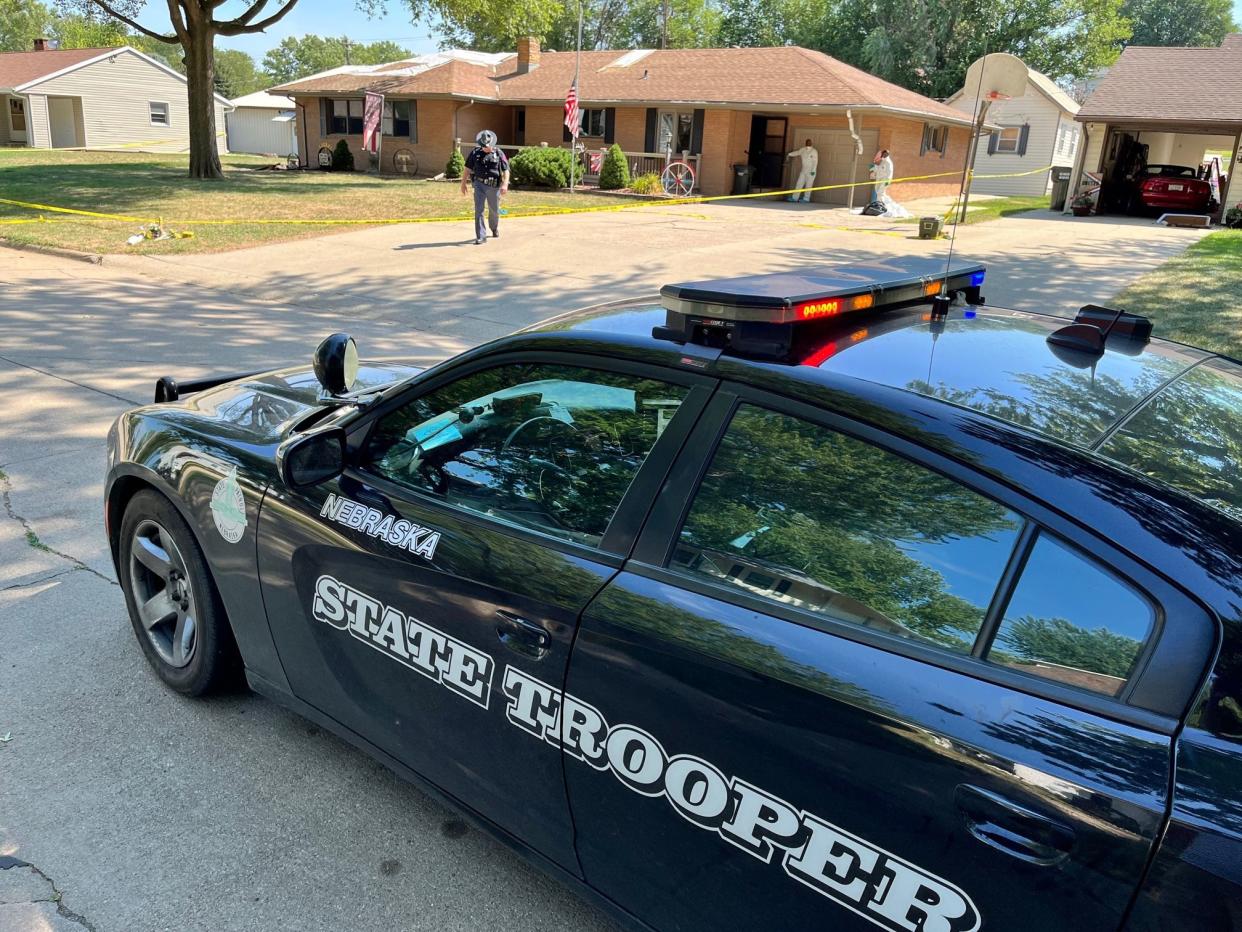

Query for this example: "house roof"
[231,89,295,109]
[945,66,1079,116]
[0,47,117,91]
[1,45,232,107]
[1077,36,1242,124]
[275,45,975,125]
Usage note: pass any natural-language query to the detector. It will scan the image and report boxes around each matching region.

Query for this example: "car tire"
[118,488,240,696]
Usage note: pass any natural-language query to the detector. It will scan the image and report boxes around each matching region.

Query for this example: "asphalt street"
[0,205,1208,931]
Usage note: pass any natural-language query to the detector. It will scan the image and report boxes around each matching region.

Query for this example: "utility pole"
[660,0,670,48]
[343,38,352,65]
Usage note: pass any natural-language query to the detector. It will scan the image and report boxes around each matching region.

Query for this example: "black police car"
[105,257,1242,932]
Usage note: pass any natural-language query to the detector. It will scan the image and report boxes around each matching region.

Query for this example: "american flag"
[564,80,580,137]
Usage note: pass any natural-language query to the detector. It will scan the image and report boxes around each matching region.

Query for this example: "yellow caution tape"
[0,164,1056,229]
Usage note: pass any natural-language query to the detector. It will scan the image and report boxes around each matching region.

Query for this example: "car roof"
[522,297,1242,524]
[534,299,1202,441]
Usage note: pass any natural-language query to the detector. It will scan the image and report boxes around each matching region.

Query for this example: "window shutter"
[604,107,616,144]
[644,107,657,152]
[690,109,705,154]
[319,98,328,136]
[409,99,417,142]
[920,124,929,156]
[987,131,998,155]
[1018,123,1030,156]
[564,116,571,142]
[940,127,948,159]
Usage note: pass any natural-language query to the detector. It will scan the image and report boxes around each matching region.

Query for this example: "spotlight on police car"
[313,332,359,397]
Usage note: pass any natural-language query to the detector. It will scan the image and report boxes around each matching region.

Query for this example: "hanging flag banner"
[363,92,384,155]
[588,150,605,174]
[564,80,580,137]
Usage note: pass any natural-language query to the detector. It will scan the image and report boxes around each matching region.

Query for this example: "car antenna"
[934,51,991,319]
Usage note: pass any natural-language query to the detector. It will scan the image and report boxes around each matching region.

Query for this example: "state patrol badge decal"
[210,467,247,544]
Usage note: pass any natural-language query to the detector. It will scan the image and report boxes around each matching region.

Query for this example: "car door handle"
[495,611,552,660]
[954,783,1076,867]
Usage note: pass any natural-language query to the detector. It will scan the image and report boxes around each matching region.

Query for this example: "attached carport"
[1067,35,1242,221]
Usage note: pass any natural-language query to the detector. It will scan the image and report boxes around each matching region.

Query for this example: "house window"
[330,99,364,135]
[383,100,413,138]
[657,110,694,154]
[580,109,607,137]
[921,123,948,156]
[149,101,169,126]
[8,98,26,133]
[995,127,1021,153]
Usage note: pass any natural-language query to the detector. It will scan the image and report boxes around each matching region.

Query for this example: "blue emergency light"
[655,258,986,359]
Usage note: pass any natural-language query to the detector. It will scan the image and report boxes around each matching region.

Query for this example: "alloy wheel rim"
[128,519,198,669]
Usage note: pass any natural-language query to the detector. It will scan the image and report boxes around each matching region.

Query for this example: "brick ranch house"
[274,40,976,203]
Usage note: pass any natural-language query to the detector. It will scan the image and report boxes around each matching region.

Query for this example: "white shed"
[226,90,298,156]
[0,42,230,152]
[946,68,1080,196]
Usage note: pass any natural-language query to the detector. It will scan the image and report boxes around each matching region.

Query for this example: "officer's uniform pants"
[473,180,500,240]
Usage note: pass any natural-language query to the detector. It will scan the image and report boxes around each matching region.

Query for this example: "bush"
[1226,204,1242,228]
[629,172,662,195]
[509,146,579,188]
[598,143,630,190]
[331,139,354,172]
[445,147,465,180]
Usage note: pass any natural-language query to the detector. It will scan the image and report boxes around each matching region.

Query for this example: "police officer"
[461,130,510,244]
[785,139,819,203]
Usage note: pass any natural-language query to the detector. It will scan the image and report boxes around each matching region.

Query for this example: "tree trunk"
[183,27,222,180]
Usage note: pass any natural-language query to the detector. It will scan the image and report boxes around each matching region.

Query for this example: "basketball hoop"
[984,90,1011,101]
[963,53,1028,104]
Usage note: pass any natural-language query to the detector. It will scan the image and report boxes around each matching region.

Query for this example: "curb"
[0,239,104,265]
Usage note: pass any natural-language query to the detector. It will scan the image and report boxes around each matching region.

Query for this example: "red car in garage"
[1133,164,1213,213]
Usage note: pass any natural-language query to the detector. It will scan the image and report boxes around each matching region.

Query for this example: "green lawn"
[0,149,604,254]
[1113,229,1242,357]
[896,195,1052,226]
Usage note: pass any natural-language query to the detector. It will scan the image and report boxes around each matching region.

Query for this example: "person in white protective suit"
[872,149,894,201]
[785,139,819,202]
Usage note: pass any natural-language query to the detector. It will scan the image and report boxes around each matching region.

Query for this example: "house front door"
[7,97,27,143]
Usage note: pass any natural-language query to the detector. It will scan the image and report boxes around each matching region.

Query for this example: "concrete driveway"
[0,203,1207,931]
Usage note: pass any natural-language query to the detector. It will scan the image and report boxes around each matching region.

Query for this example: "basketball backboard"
[962,53,1028,103]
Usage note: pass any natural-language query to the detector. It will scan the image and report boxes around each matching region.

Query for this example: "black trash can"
[732,163,756,195]
[1050,166,1073,211]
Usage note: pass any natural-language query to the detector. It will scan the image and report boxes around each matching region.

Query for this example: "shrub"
[445,147,465,180]
[509,146,578,188]
[598,143,630,190]
[331,139,355,172]
[629,172,662,195]
[1226,204,1242,228]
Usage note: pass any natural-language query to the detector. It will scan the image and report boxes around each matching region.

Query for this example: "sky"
[133,0,1242,61]
[135,0,444,60]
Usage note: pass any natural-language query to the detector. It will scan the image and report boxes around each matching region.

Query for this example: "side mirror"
[277,427,346,489]
[313,333,359,397]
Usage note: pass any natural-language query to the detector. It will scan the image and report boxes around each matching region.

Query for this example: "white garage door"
[792,128,879,205]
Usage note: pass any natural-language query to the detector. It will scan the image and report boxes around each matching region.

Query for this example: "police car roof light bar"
[655,258,986,359]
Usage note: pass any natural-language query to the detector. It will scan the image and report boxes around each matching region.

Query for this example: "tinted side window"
[987,534,1155,696]
[670,404,1023,653]
[365,364,689,547]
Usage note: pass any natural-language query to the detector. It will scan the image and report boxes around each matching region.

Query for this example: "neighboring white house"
[946,67,1080,196]
[226,89,298,156]
[0,40,229,152]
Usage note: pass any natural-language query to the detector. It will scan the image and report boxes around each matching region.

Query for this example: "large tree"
[1121,0,1238,47]
[215,47,264,97]
[821,0,1131,98]
[0,0,54,51]
[261,34,411,84]
[58,0,306,179]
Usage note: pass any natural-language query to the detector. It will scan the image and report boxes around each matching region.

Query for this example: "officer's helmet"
[476,130,498,148]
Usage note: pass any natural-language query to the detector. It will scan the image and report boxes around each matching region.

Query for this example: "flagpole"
[571,0,583,191]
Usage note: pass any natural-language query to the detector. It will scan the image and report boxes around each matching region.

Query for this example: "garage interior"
[1094,124,1237,219]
